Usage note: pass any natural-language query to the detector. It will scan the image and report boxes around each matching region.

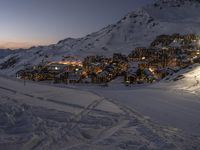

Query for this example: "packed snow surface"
[68,64,200,136]
[0,76,200,149]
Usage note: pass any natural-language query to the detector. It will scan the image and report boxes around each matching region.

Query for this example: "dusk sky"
[0,0,153,49]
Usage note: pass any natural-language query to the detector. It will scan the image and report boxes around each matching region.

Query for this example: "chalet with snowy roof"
[95,71,110,83]
[67,72,82,83]
[124,66,137,84]
[113,53,127,62]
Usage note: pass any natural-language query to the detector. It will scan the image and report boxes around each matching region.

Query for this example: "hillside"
[162,63,200,93]
[1,0,200,75]
[0,49,16,59]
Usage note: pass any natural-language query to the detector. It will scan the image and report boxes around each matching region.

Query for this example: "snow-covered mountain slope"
[2,0,200,75]
[0,49,15,59]
[162,63,200,94]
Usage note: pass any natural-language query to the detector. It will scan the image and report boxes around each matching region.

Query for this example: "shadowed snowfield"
[0,73,200,150]
[86,65,200,137]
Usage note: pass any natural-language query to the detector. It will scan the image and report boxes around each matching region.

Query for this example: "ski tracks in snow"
[70,98,104,130]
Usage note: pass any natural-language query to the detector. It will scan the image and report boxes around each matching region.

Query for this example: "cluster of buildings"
[125,34,200,83]
[17,33,200,85]
[83,54,128,83]
[16,61,84,83]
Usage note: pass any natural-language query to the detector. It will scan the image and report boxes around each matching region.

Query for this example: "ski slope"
[0,76,199,149]
[80,65,200,136]
[164,64,200,94]
[93,85,200,136]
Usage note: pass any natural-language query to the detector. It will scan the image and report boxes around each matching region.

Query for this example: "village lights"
[16,34,200,85]
[193,56,198,59]
[48,61,83,67]
[198,40,200,47]
[149,68,154,72]
[162,47,168,50]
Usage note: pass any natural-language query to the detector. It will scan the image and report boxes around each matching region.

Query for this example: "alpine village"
[11,33,200,85]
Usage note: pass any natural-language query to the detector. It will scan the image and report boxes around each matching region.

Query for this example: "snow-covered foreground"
[91,85,200,136]
[73,65,200,137]
[0,76,200,149]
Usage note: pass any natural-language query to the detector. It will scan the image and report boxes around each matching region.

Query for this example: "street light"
[198,40,200,47]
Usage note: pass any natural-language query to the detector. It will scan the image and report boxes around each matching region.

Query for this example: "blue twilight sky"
[0,0,153,49]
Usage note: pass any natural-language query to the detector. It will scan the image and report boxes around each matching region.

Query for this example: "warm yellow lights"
[193,56,198,59]
[149,68,154,72]
[48,61,83,67]
[142,57,146,60]
[197,40,200,47]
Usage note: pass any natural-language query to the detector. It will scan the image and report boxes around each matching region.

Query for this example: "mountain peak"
[123,9,148,20]
[153,0,200,8]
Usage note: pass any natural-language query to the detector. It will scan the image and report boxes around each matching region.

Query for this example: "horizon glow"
[0,0,153,49]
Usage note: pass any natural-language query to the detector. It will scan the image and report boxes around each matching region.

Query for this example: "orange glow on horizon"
[0,38,57,49]
[0,42,34,49]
